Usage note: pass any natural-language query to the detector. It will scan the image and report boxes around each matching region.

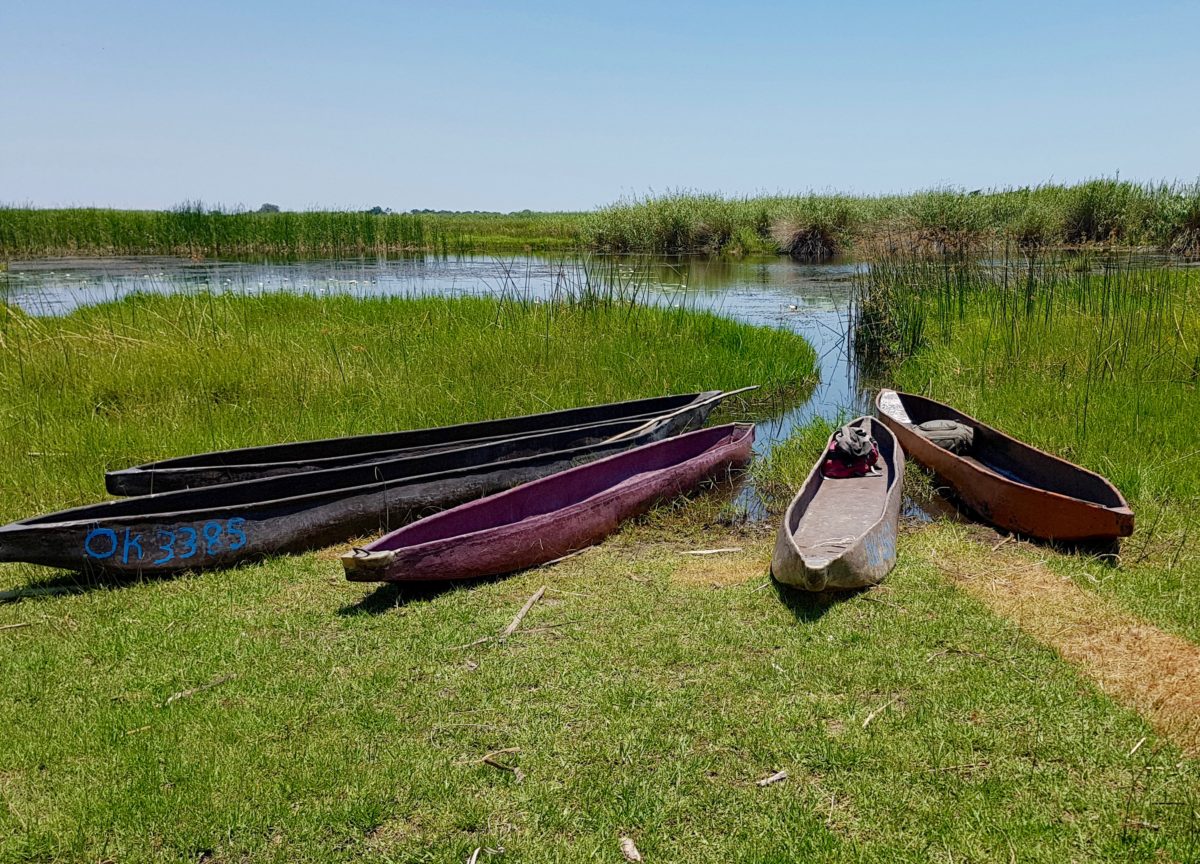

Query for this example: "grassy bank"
[853,253,1200,642]
[4,286,1200,860]
[5,179,1200,260]
[3,525,1198,862]
[0,290,815,522]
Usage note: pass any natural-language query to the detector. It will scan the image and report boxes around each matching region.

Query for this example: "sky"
[2,0,1197,212]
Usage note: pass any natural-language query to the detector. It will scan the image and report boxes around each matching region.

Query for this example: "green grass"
[0,290,815,520]
[3,283,1200,861]
[855,253,1200,642]
[5,179,1200,260]
[749,415,841,507]
[3,528,1197,861]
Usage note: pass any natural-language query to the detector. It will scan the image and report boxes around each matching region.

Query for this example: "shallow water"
[3,254,872,516]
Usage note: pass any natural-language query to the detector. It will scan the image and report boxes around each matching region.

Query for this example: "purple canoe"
[341,423,755,582]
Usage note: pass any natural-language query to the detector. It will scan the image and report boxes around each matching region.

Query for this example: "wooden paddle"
[602,385,760,444]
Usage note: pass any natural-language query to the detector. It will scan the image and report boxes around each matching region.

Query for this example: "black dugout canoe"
[106,390,728,496]
[0,413,700,575]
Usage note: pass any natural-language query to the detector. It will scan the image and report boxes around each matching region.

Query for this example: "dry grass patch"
[669,546,769,589]
[923,527,1200,757]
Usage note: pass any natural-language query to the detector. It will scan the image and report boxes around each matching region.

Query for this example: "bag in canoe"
[822,423,881,478]
[913,419,974,453]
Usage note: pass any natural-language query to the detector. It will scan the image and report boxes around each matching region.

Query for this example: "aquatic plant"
[1154,180,1200,254]
[5,180,1200,260]
[853,249,1199,489]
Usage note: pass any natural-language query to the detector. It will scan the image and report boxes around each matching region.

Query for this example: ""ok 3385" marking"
[83,518,247,565]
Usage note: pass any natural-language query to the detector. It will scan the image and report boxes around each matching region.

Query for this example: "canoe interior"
[883,391,1124,508]
[8,416,662,528]
[367,425,753,553]
[783,418,898,567]
[791,476,888,567]
[130,391,719,470]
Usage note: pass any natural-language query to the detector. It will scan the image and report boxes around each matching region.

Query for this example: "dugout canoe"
[771,417,903,592]
[876,389,1134,542]
[0,416,690,575]
[341,423,756,583]
[106,390,731,495]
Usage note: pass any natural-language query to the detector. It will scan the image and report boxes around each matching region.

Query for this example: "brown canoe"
[341,423,755,582]
[771,417,903,591]
[876,389,1133,542]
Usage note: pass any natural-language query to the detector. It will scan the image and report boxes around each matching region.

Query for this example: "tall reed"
[853,250,1199,498]
[0,206,587,259]
[6,181,1200,260]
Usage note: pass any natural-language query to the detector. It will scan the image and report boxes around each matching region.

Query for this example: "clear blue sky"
[2,0,1196,211]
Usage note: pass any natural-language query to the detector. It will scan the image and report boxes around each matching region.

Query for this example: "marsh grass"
[0,206,586,259]
[586,181,1200,257]
[853,251,1200,641]
[7,181,1200,261]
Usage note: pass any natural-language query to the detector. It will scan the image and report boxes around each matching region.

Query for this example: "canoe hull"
[771,417,903,591]
[0,418,686,575]
[342,424,756,583]
[106,391,723,495]
[0,458,587,573]
[876,390,1133,542]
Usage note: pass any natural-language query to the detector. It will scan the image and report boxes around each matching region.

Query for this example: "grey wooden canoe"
[771,416,903,591]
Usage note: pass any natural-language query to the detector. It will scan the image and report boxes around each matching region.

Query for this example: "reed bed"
[5,180,1199,261]
[585,181,1200,258]
[853,250,1200,639]
[0,206,586,259]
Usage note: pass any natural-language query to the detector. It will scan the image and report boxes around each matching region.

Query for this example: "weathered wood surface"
[771,417,903,591]
[106,391,724,495]
[0,416,695,575]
